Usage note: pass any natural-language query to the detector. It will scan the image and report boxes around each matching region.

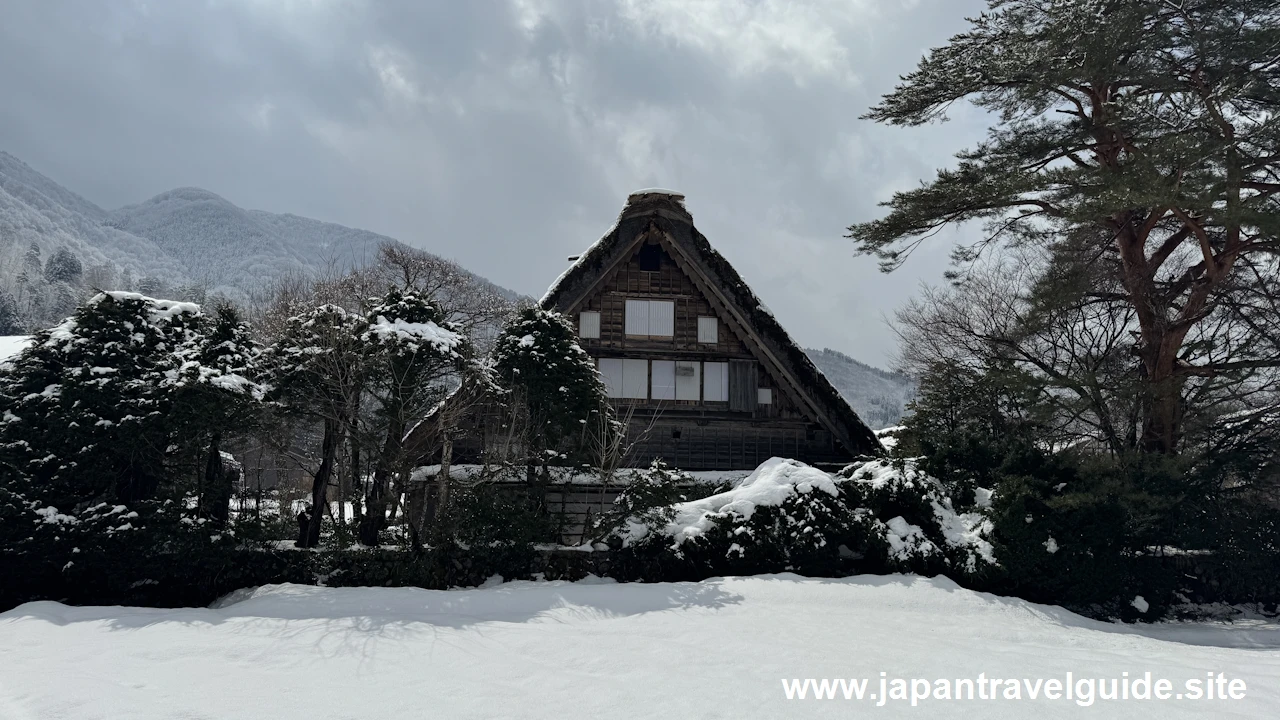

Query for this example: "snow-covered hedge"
[602,457,996,583]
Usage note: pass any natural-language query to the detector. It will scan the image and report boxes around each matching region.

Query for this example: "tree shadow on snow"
[743,573,1280,651]
[3,578,746,640]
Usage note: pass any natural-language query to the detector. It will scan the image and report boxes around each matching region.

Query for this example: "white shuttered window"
[624,299,674,337]
[622,358,648,399]
[624,300,649,336]
[598,358,624,398]
[675,361,700,401]
[697,316,718,344]
[648,301,674,337]
[600,358,650,399]
[578,311,600,339]
[651,360,675,400]
[703,362,729,402]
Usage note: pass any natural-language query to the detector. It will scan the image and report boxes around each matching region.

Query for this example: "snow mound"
[610,456,996,578]
[620,457,836,546]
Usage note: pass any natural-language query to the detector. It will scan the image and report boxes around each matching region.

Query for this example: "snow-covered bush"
[0,291,259,512]
[839,458,996,575]
[590,460,728,540]
[0,477,305,611]
[261,303,367,547]
[602,457,996,583]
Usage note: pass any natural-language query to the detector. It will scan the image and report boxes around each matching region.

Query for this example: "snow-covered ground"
[2,575,1277,719]
[0,335,31,364]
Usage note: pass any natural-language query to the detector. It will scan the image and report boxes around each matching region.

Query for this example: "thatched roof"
[542,190,883,458]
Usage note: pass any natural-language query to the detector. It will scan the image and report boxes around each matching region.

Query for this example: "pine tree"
[137,276,167,298]
[0,292,203,508]
[356,288,469,545]
[48,282,78,320]
[491,307,612,472]
[43,248,83,284]
[263,304,367,547]
[168,302,263,528]
[849,0,1280,454]
[898,358,1041,489]
[22,243,41,278]
[0,290,20,335]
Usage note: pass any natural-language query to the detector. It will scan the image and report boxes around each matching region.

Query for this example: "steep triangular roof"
[542,190,883,458]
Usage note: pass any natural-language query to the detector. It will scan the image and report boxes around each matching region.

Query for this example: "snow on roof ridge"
[544,190,694,303]
[627,188,685,198]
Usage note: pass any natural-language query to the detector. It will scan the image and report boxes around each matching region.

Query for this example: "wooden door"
[729,359,758,412]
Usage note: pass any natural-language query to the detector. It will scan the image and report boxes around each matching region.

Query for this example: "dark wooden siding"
[559,236,854,470]
[574,240,802,418]
[618,417,850,470]
[574,241,751,357]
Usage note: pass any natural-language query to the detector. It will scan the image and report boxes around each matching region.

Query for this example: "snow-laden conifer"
[490,307,612,469]
[261,303,367,547]
[0,292,204,507]
[357,288,469,546]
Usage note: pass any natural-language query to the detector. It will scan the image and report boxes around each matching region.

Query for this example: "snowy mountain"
[0,152,189,286]
[0,151,515,329]
[103,187,400,301]
[805,348,916,429]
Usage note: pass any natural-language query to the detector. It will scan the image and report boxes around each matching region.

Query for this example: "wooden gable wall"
[564,232,852,469]
[570,234,805,421]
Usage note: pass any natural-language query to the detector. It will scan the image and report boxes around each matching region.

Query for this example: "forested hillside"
[805,347,915,429]
[0,152,514,332]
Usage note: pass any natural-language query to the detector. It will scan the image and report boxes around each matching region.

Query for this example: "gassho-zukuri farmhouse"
[429,190,881,479]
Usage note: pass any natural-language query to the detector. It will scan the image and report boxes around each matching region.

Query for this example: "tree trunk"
[1114,215,1199,456]
[202,432,232,529]
[433,434,453,522]
[387,472,403,524]
[406,479,428,550]
[337,455,348,526]
[357,417,404,546]
[1139,348,1188,456]
[346,395,362,524]
[304,417,339,548]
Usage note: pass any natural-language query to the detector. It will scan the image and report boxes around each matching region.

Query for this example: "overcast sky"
[0,0,991,368]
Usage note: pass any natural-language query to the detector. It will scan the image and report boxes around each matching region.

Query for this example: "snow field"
[2,574,1278,719]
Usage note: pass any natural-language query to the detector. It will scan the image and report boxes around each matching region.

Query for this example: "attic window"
[697,316,718,344]
[578,311,600,339]
[637,243,662,272]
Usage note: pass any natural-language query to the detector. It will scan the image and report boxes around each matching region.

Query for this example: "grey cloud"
[0,0,991,367]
